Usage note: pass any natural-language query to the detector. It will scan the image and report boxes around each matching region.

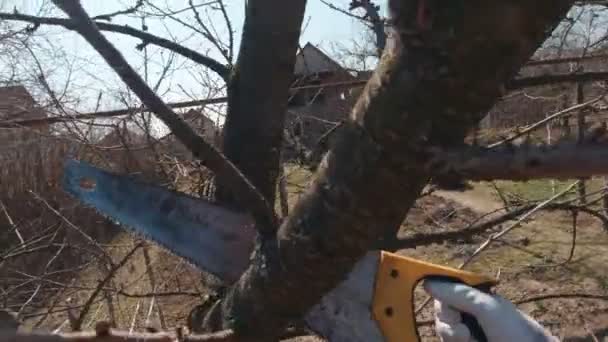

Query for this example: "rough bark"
[510,70,608,88]
[213,0,576,337]
[215,0,307,213]
[429,143,608,181]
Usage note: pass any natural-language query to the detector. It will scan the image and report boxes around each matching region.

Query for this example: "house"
[283,44,471,190]
[284,43,368,161]
[0,85,50,139]
[480,49,608,132]
[183,108,220,146]
[97,125,145,148]
[96,125,152,173]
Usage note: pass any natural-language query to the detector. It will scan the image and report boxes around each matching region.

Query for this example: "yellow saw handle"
[372,251,498,342]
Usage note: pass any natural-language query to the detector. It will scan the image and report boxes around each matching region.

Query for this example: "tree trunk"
[209,0,576,338]
[215,0,307,212]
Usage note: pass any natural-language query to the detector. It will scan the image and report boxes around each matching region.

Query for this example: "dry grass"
[0,130,203,332]
[410,183,608,340]
[5,148,608,340]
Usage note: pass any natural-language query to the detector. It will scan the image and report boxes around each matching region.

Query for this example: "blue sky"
[1,1,385,114]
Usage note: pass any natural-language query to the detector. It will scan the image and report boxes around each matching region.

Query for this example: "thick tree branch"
[215,0,577,337]
[430,142,608,181]
[0,12,230,80]
[510,71,608,88]
[50,0,276,233]
[215,0,307,217]
[526,53,608,66]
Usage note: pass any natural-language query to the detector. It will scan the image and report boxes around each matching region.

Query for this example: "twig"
[72,243,143,331]
[50,0,277,233]
[490,182,511,210]
[0,200,24,246]
[584,321,601,342]
[0,11,230,79]
[384,201,605,251]
[128,300,141,334]
[415,182,578,315]
[278,163,289,218]
[461,181,578,268]
[116,290,201,298]
[488,95,604,148]
[0,328,241,342]
[532,210,579,268]
[141,244,166,329]
[0,97,227,128]
[515,292,608,305]
[30,192,110,262]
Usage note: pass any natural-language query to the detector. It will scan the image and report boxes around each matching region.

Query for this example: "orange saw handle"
[372,251,498,342]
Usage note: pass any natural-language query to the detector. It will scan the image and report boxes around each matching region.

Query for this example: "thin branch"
[319,0,370,22]
[9,72,603,131]
[461,182,579,268]
[217,0,234,63]
[92,0,144,21]
[187,0,230,62]
[50,0,276,233]
[115,290,201,298]
[0,11,230,79]
[415,182,578,315]
[30,192,110,263]
[487,95,604,148]
[534,210,579,268]
[515,292,608,304]
[0,97,227,128]
[1,328,240,342]
[72,243,143,331]
[384,202,605,251]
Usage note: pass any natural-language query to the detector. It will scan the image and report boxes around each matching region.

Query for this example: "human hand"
[423,279,558,342]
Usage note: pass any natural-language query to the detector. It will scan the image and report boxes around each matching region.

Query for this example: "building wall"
[0,86,50,142]
[283,70,362,160]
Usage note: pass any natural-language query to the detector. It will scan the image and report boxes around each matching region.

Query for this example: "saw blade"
[304,251,385,342]
[62,159,257,283]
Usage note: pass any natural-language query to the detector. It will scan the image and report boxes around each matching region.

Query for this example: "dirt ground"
[410,185,608,341]
[289,183,608,341]
[24,179,608,341]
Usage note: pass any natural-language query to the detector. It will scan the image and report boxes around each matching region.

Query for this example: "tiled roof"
[0,85,47,121]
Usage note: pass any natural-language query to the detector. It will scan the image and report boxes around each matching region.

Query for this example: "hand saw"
[62,159,498,342]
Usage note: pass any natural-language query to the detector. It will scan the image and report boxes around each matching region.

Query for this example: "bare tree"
[5,0,608,341]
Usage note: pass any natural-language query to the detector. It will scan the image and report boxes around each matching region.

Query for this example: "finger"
[434,299,462,324]
[423,279,496,317]
[435,320,471,342]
